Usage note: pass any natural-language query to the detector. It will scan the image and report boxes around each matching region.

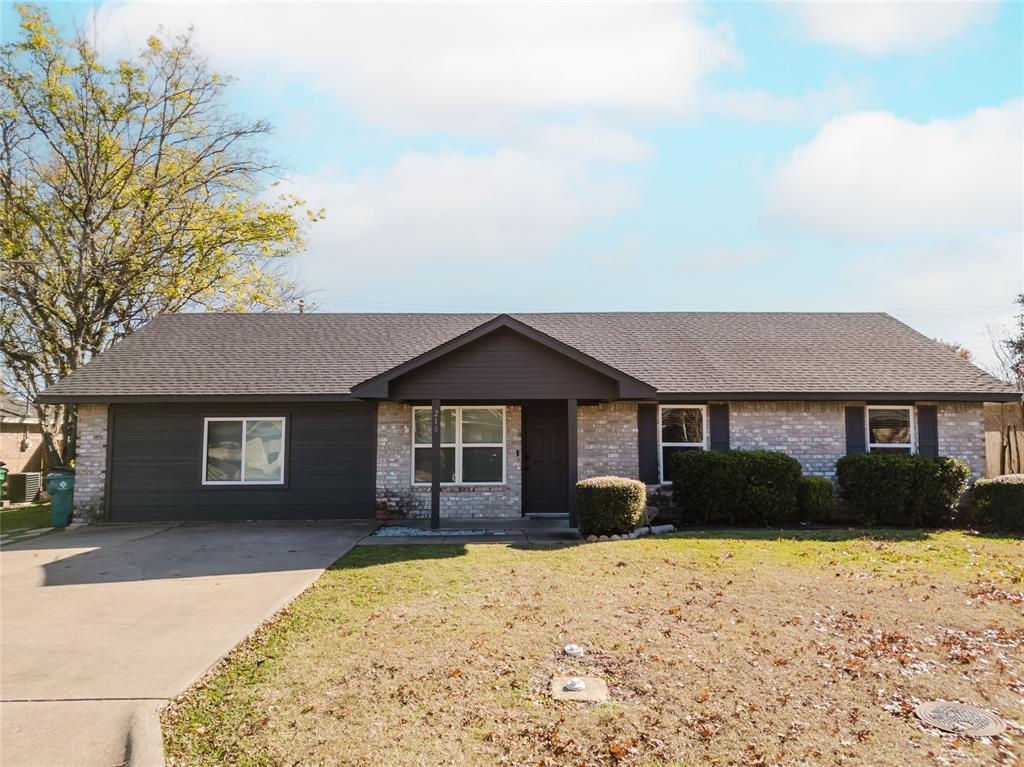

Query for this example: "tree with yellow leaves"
[1,5,323,464]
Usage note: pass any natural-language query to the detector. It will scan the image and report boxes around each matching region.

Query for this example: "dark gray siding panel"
[709,404,730,451]
[917,405,939,457]
[845,406,866,455]
[389,327,617,400]
[108,402,377,522]
[637,404,659,484]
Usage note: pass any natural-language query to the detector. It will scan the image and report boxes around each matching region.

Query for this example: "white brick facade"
[729,401,848,477]
[375,403,524,519]
[936,402,986,478]
[73,403,108,522]
[577,401,639,479]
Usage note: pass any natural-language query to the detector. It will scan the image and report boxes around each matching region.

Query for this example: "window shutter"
[637,404,659,484]
[709,404,730,451]
[917,405,938,457]
[845,406,866,455]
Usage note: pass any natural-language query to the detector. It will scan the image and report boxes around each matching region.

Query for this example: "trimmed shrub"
[739,451,802,526]
[669,451,745,525]
[576,476,647,536]
[967,474,1024,531]
[835,453,969,527]
[797,476,835,523]
[669,449,802,526]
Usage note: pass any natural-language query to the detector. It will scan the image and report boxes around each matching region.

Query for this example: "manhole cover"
[915,701,1006,737]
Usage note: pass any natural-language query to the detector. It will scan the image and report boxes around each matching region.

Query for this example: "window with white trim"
[658,405,707,483]
[203,417,285,484]
[412,406,505,485]
[866,406,914,454]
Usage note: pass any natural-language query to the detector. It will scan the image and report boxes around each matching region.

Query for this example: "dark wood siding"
[107,402,377,522]
[389,327,617,400]
[637,404,659,484]
[917,405,939,457]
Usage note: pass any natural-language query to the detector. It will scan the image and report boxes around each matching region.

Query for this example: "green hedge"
[576,476,648,536]
[835,453,969,527]
[966,474,1024,531]
[669,450,802,526]
[797,476,835,523]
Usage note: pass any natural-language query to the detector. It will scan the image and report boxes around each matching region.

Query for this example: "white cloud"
[528,122,653,163]
[766,100,1023,239]
[710,80,869,124]
[92,3,737,134]
[277,149,638,286]
[782,1,998,55]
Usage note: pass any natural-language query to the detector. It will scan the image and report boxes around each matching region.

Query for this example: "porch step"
[523,513,569,519]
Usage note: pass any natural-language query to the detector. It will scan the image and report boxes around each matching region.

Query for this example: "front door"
[522,400,568,515]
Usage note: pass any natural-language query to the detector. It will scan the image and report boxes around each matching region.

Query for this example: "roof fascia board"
[655,391,1020,403]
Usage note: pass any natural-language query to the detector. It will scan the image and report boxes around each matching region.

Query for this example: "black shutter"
[917,405,938,457]
[845,406,866,454]
[709,404,730,451]
[637,404,659,483]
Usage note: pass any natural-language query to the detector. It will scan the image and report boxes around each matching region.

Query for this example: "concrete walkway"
[361,516,582,546]
[0,520,376,767]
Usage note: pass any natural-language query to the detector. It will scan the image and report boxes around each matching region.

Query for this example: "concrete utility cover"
[915,701,1006,737]
[550,676,608,703]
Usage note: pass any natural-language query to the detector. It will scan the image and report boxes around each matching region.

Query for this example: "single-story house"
[39,312,1019,526]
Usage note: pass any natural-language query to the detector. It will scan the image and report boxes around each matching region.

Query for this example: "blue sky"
[4,1,1022,370]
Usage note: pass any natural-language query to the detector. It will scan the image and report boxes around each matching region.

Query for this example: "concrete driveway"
[0,520,376,767]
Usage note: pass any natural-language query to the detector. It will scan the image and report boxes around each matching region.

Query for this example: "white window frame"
[657,404,709,484]
[411,405,506,486]
[202,417,287,486]
[865,405,916,453]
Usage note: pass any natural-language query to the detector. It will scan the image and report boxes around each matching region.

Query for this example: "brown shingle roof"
[39,312,1018,402]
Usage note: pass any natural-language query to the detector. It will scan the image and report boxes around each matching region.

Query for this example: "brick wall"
[73,404,108,522]
[729,400,989,480]
[375,403,523,519]
[936,402,986,479]
[577,401,639,479]
[0,421,44,473]
[729,400,848,476]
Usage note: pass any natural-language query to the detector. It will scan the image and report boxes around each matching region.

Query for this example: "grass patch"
[164,530,1023,766]
[0,503,53,535]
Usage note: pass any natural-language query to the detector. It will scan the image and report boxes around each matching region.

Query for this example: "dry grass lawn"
[163,530,1023,767]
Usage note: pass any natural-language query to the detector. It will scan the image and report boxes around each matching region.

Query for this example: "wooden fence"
[985,402,1024,477]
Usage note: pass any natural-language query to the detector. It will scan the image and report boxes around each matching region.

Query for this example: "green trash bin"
[45,469,75,527]
[0,464,7,504]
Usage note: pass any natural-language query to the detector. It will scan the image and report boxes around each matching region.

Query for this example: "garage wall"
[107,402,377,522]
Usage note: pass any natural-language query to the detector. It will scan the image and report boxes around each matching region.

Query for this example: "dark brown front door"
[523,400,568,515]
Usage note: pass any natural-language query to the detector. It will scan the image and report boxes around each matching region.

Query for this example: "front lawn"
[0,503,52,535]
[164,530,1023,766]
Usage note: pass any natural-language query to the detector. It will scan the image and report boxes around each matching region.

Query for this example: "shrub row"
[835,453,969,527]
[576,476,647,536]
[669,450,833,526]
[964,474,1024,531]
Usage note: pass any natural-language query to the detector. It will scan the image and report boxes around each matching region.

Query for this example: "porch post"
[567,399,578,528]
[431,399,441,530]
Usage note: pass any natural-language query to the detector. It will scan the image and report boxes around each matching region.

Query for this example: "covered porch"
[352,315,656,529]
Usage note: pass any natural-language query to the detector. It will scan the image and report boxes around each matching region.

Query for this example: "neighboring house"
[38,312,1019,526]
[0,392,44,474]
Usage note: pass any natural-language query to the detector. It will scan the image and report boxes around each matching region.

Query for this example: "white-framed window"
[658,404,708,483]
[866,406,915,454]
[203,417,286,485]
[412,406,505,485]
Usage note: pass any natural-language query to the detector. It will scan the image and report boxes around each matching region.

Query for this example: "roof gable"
[351,315,656,399]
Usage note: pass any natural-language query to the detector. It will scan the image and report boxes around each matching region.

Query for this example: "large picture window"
[658,405,707,483]
[413,406,505,485]
[203,417,285,485]
[866,406,914,454]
